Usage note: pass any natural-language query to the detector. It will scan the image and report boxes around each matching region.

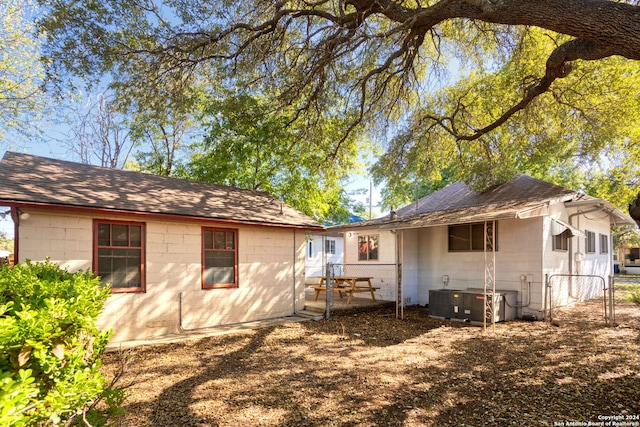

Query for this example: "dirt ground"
[102,298,640,427]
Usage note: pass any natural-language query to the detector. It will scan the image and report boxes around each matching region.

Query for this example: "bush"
[0,260,116,426]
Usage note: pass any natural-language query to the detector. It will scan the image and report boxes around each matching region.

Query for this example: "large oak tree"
[38,0,640,209]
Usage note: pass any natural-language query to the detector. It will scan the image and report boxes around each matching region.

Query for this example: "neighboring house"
[0,152,324,342]
[330,174,636,320]
[617,244,640,274]
[305,232,344,280]
[305,215,363,281]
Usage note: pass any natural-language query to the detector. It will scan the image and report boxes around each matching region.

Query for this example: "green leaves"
[34,0,640,213]
[177,92,363,222]
[0,260,114,426]
[374,27,640,207]
[0,0,48,142]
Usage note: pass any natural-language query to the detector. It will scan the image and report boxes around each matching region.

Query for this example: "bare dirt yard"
[103,297,640,427]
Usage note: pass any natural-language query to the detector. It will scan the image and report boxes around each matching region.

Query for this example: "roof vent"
[390,209,397,220]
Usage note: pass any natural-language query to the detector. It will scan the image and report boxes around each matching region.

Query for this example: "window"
[202,228,238,289]
[358,235,378,261]
[586,230,596,254]
[599,233,609,254]
[448,222,498,252]
[325,239,336,254]
[307,241,313,258]
[552,230,570,251]
[94,220,145,293]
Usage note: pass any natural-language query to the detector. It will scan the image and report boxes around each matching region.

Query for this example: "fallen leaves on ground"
[102,298,640,427]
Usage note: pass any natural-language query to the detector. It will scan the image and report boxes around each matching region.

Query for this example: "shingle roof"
[331,174,635,230]
[396,175,576,217]
[0,152,323,230]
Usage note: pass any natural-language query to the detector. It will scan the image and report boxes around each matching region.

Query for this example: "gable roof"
[331,174,635,230]
[0,152,323,230]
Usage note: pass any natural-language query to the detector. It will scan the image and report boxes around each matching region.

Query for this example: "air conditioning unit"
[429,289,518,325]
[428,289,463,319]
[464,289,518,325]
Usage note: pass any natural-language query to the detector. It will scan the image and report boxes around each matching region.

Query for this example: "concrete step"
[296,309,325,320]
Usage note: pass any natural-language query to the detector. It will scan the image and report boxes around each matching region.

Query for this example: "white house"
[305,232,344,279]
[0,152,324,343]
[305,215,363,281]
[330,175,636,321]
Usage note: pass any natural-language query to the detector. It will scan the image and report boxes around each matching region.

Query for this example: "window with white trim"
[358,235,378,261]
[552,230,570,252]
[599,233,609,254]
[325,239,336,254]
[586,230,596,254]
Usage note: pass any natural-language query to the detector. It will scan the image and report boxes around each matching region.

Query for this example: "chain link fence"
[546,274,613,325]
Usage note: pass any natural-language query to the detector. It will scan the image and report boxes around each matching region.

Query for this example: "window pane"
[553,231,568,251]
[204,252,235,284]
[130,226,142,247]
[471,224,484,250]
[226,232,235,250]
[368,236,378,260]
[97,224,110,246]
[97,248,113,283]
[358,236,369,261]
[97,248,141,288]
[112,225,129,246]
[449,225,470,251]
[586,231,596,253]
[204,230,213,249]
[214,231,226,249]
[600,234,608,254]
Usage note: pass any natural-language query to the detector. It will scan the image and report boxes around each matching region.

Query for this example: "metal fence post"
[325,262,333,319]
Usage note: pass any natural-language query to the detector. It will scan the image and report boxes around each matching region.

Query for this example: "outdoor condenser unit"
[464,289,518,325]
[428,289,518,324]
[428,289,464,320]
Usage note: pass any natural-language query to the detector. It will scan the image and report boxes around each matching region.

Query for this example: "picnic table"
[311,276,379,304]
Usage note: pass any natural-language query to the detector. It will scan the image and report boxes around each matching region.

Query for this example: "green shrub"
[0,260,116,426]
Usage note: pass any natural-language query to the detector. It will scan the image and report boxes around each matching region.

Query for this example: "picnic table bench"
[310,276,379,304]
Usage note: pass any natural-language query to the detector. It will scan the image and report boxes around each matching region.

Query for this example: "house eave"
[0,200,326,232]
[564,199,637,228]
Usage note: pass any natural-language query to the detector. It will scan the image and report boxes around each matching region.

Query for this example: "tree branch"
[424,37,619,141]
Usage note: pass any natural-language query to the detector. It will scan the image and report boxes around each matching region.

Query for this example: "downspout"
[179,228,301,333]
[10,207,19,264]
[568,205,605,274]
[293,228,297,315]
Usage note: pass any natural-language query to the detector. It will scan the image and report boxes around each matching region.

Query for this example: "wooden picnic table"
[311,276,379,304]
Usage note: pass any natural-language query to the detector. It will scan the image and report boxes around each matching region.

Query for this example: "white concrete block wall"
[18,211,93,272]
[400,229,419,305]
[341,229,398,302]
[414,218,546,314]
[543,205,613,312]
[16,209,308,342]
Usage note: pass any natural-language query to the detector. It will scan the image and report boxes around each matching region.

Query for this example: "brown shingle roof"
[331,174,635,230]
[0,152,323,230]
[395,174,577,217]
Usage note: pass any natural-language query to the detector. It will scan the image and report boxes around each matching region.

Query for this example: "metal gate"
[546,274,614,325]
